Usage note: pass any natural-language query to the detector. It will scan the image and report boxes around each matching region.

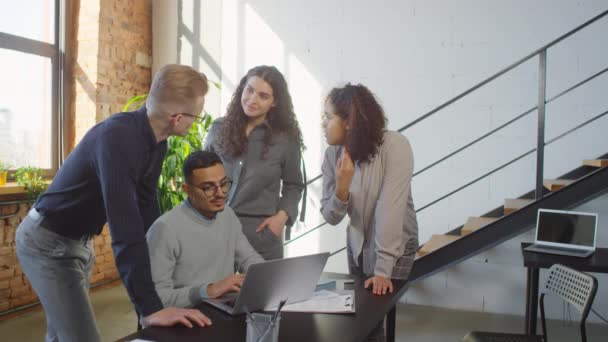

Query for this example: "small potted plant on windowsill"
[16,166,48,201]
[0,161,9,186]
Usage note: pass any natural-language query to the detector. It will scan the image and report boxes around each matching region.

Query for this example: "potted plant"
[157,115,212,213]
[0,161,9,186]
[15,166,48,201]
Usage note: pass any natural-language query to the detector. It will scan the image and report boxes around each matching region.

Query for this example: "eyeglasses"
[191,179,233,197]
[177,112,207,124]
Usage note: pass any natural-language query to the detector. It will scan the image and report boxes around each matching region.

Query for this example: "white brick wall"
[153,0,608,323]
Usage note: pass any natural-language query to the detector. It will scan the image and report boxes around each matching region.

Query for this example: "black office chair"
[463,264,598,342]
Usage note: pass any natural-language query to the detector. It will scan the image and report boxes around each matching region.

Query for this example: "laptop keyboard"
[217,293,238,308]
[223,298,236,307]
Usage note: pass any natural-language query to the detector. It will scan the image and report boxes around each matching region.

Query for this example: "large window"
[0,0,62,174]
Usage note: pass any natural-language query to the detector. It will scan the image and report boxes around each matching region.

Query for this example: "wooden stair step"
[417,234,460,257]
[583,159,608,168]
[504,198,534,215]
[543,179,575,191]
[461,217,499,236]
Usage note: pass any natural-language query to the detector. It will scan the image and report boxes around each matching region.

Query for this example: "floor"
[0,283,607,341]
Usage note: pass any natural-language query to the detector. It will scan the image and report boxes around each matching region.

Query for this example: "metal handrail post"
[535,50,548,200]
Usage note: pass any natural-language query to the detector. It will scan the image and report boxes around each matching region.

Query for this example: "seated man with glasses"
[146,150,265,308]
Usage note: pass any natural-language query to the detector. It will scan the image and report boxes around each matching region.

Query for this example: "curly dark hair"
[216,65,304,158]
[325,84,387,163]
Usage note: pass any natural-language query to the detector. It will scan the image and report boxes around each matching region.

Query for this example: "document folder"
[276,290,355,314]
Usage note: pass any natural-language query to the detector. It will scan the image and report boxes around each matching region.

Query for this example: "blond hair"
[146,64,209,116]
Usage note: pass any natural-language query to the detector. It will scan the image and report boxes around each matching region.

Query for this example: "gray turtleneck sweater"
[146,200,264,308]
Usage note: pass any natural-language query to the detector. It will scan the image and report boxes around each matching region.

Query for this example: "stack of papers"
[279,290,355,314]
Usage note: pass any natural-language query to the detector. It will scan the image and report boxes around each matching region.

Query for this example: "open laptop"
[524,209,598,258]
[203,252,330,315]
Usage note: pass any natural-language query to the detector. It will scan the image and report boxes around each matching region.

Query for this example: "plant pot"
[0,171,7,186]
[23,171,37,180]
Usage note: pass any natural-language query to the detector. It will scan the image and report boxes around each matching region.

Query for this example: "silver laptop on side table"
[525,209,598,258]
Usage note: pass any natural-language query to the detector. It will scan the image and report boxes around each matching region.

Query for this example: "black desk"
[118,273,407,342]
[521,242,608,334]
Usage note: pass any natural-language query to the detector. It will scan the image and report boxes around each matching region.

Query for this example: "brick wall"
[96,0,153,120]
[69,0,152,148]
[0,203,119,313]
[1,0,153,314]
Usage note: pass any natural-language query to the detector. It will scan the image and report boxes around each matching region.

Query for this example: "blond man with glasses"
[16,65,213,342]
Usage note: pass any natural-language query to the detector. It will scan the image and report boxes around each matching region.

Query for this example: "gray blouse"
[320,131,419,278]
[204,118,304,226]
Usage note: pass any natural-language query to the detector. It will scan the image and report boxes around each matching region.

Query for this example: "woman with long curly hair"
[205,65,304,260]
[320,83,418,341]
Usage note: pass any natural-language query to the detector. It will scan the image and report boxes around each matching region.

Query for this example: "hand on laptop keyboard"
[143,307,212,328]
[207,273,245,298]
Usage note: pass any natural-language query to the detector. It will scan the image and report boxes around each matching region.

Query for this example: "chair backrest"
[540,264,597,314]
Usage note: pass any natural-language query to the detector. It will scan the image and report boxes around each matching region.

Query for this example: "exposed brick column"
[0,204,33,313]
[71,0,100,147]
[97,0,153,120]
[70,0,152,146]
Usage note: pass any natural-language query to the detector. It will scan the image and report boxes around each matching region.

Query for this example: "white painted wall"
[152,0,608,322]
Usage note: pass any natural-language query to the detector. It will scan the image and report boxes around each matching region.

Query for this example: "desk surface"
[119,273,408,342]
[521,242,608,272]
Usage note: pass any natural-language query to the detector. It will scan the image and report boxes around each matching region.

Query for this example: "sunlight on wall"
[179,43,193,73]
[241,3,329,259]
[243,3,285,73]
[288,54,324,177]
[179,1,194,66]
[220,2,325,177]
[220,0,240,110]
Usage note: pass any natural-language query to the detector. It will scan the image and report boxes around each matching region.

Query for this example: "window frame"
[0,0,66,179]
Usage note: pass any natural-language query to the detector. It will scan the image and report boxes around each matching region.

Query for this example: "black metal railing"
[285,9,608,258]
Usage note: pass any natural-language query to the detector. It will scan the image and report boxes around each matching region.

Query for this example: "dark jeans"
[348,252,386,342]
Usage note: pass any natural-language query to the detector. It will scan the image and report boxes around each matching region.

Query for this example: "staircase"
[284,9,608,285]
[418,158,607,257]
[411,157,608,281]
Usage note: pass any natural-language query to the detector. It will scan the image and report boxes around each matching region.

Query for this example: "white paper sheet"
[279,290,355,313]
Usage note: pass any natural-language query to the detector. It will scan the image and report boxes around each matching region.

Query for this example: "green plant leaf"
[123,94,148,112]
[15,166,48,201]
[123,95,214,214]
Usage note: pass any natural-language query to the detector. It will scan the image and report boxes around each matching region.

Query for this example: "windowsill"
[0,180,52,202]
[0,182,25,195]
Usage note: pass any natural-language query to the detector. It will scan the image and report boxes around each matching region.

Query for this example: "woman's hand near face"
[335,150,355,202]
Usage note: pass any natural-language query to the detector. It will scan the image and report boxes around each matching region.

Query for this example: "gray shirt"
[146,200,264,308]
[205,118,304,225]
[320,131,419,278]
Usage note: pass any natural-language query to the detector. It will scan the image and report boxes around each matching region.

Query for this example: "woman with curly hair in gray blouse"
[205,65,305,260]
[321,83,418,342]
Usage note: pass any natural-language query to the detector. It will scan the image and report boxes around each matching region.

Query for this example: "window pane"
[0,1,55,44]
[0,48,53,169]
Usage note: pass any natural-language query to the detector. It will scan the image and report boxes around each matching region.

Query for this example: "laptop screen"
[537,210,597,247]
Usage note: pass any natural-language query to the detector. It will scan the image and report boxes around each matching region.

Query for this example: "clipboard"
[277,290,355,314]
